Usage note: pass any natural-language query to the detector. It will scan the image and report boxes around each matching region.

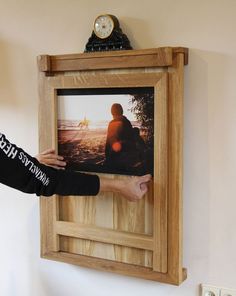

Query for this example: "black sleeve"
[0,133,100,196]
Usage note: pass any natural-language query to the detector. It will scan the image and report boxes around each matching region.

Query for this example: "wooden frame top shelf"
[38,47,188,73]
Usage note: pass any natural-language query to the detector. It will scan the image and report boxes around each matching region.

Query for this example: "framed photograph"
[57,87,154,176]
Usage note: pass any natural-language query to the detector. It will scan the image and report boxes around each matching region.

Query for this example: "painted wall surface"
[0,0,236,295]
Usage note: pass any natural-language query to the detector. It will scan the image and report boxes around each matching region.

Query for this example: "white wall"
[0,0,236,295]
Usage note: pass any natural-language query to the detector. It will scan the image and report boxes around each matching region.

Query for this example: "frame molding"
[38,47,188,73]
[38,47,188,285]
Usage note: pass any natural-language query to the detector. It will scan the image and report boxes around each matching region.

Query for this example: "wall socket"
[201,284,236,296]
[221,288,236,296]
[201,284,220,296]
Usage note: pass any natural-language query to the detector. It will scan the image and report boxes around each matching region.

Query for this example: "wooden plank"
[144,175,154,267]
[38,66,59,253]
[167,53,185,284]
[51,47,172,60]
[37,55,51,72]
[38,47,188,73]
[50,54,170,72]
[173,47,189,65]
[59,195,96,257]
[59,192,115,260]
[42,251,187,285]
[59,237,153,267]
[55,221,154,251]
[152,73,168,272]
[40,197,53,254]
[113,175,149,268]
[47,72,165,89]
[93,175,115,261]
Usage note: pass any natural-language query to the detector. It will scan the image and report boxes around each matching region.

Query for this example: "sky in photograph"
[57,94,136,122]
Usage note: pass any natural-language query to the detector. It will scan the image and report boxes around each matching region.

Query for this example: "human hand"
[36,149,66,170]
[99,174,152,202]
[119,174,152,202]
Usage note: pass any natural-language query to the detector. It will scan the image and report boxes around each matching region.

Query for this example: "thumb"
[139,174,152,183]
[140,182,148,194]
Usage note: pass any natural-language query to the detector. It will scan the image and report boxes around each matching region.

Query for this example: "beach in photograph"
[58,120,108,169]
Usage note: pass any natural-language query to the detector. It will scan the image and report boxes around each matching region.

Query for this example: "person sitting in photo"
[105,103,134,173]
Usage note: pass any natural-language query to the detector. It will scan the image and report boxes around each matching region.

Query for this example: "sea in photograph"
[57,119,140,131]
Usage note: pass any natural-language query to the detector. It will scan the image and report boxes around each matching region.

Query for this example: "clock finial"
[84,14,132,52]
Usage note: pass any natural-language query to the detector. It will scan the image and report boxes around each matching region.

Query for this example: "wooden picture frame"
[38,47,188,285]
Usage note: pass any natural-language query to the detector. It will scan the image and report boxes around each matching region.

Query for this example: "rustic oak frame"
[38,47,188,285]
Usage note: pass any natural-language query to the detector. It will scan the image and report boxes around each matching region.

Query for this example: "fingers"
[44,154,65,161]
[36,149,66,169]
[40,151,64,160]
[48,165,65,170]
[43,157,66,168]
[100,174,152,202]
[40,148,55,155]
[135,174,152,200]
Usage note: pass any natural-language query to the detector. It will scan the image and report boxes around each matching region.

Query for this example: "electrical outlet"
[201,284,220,296]
[220,288,236,296]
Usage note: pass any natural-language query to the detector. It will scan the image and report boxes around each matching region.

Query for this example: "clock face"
[94,15,114,39]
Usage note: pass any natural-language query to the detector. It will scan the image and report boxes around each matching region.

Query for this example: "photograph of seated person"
[105,103,134,172]
[105,103,150,175]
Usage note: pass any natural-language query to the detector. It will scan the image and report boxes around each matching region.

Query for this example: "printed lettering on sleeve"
[0,133,50,186]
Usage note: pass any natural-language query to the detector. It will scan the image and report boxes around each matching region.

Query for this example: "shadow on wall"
[183,48,234,287]
[183,48,211,283]
[37,262,178,296]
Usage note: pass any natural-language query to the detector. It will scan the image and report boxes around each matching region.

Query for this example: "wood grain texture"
[113,176,150,267]
[38,66,59,254]
[49,72,163,268]
[59,237,153,267]
[59,195,96,256]
[38,47,188,73]
[38,55,50,72]
[167,53,185,284]
[42,251,187,285]
[55,221,153,250]
[38,48,188,284]
[153,73,168,272]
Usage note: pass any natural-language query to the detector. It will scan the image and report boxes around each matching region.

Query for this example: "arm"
[36,145,152,201]
[0,133,99,196]
[0,133,151,200]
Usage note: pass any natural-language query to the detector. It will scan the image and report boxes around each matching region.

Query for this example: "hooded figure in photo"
[105,103,134,173]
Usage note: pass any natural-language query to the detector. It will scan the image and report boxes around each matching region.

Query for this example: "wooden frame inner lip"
[48,72,166,90]
[52,47,171,59]
[52,72,167,268]
[55,221,154,251]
